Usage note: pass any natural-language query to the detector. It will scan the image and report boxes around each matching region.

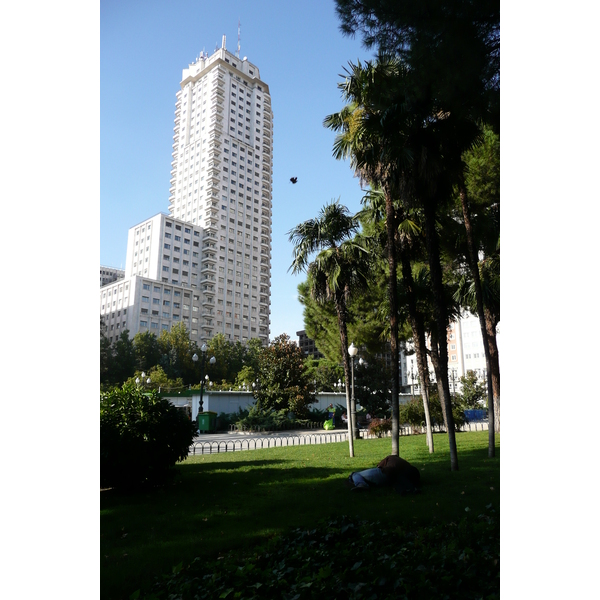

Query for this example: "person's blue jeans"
[351,467,389,488]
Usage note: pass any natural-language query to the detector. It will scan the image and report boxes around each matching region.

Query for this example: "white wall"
[164,391,413,420]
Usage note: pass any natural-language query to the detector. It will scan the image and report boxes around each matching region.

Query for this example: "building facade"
[100,266,124,287]
[296,330,324,359]
[405,311,498,395]
[101,38,273,347]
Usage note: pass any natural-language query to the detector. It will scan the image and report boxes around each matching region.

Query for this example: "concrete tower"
[101,39,273,346]
[167,38,273,344]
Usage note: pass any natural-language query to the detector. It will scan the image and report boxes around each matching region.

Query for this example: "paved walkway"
[189,428,351,455]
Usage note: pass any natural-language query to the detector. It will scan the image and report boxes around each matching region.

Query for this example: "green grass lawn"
[101,431,499,599]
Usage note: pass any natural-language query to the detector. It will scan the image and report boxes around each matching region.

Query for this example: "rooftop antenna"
[236,19,241,57]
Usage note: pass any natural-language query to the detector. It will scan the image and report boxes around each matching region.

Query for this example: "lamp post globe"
[192,345,216,422]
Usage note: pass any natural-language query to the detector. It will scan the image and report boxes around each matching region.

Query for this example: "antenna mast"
[236,19,241,57]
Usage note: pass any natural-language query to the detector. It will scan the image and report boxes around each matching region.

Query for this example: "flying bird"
[290,177,298,184]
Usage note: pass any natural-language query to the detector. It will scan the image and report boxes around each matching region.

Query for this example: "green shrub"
[399,393,466,431]
[367,417,392,437]
[235,404,290,432]
[216,410,247,431]
[100,384,196,488]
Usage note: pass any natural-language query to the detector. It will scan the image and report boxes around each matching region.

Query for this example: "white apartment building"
[101,38,273,346]
[100,266,124,287]
[169,38,272,344]
[405,311,499,394]
[100,272,205,344]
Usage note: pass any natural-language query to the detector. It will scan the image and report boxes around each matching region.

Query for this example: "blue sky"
[101,0,374,340]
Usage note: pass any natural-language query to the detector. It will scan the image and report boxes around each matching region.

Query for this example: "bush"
[100,385,197,489]
[215,410,246,431]
[235,404,290,432]
[367,417,392,437]
[399,393,466,431]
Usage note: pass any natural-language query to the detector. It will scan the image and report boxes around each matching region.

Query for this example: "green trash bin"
[197,411,217,433]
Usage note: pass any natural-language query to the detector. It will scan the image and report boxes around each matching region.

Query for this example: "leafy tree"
[334,0,500,131]
[298,272,387,365]
[303,357,343,392]
[453,125,500,432]
[205,333,238,384]
[123,365,185,393]
[254,334,315,418]
[235,365,256,389]
[158,323,197,384]
[456,371,487,410]
[111,330,136,386]
[289,201,370,456]
[244,337,264,375]
[353,355,393,417]
[358,187,441,452]
[100,317,112,387]
[333,0,500,464]
[133,330,162,374]
[324,58,447,459]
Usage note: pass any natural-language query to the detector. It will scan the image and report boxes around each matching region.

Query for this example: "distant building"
[100,37,273,346]
[405,311,499,394]
[296,330,324,359]
[100,266,124,287]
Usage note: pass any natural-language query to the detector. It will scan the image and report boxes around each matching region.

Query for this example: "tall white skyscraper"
[101,37,273,346]
[168,37,273,344]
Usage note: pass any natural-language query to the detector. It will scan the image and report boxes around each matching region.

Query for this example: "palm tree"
[288,200,370,458]
[358,189,435,453]
[325,57,465,467]
[324,56,412,459]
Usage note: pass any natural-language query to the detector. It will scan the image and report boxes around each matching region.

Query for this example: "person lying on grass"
[347,455,420,494]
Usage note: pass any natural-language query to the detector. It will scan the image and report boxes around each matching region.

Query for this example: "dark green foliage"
[101,330,137,388]
[235,405,291,432]
[144,512,499,599]
[399,393,466,431]
[334,0,500,131]
[100,385,197,489]
[303,356,343,392]
[133,330,162,373]
[298,272,388,365]
[254,334,315,418]
[353,355,393,417]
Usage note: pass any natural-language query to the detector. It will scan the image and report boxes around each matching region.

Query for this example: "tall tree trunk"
[385,187,400,456]
[429,328,449,429]
[485,307,500,433]
[422,199,459,471]
[458,183,496,456]
[415,317,434,452]
[398,241,434,452]
[334,294,354,458]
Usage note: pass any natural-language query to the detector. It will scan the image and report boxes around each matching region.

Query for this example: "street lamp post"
[410,360,415,401]
[348,342,360,439]
[135,372,151,389]
[192,343,216,415]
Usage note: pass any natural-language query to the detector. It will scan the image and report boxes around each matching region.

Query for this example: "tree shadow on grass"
[101,443,499,600]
